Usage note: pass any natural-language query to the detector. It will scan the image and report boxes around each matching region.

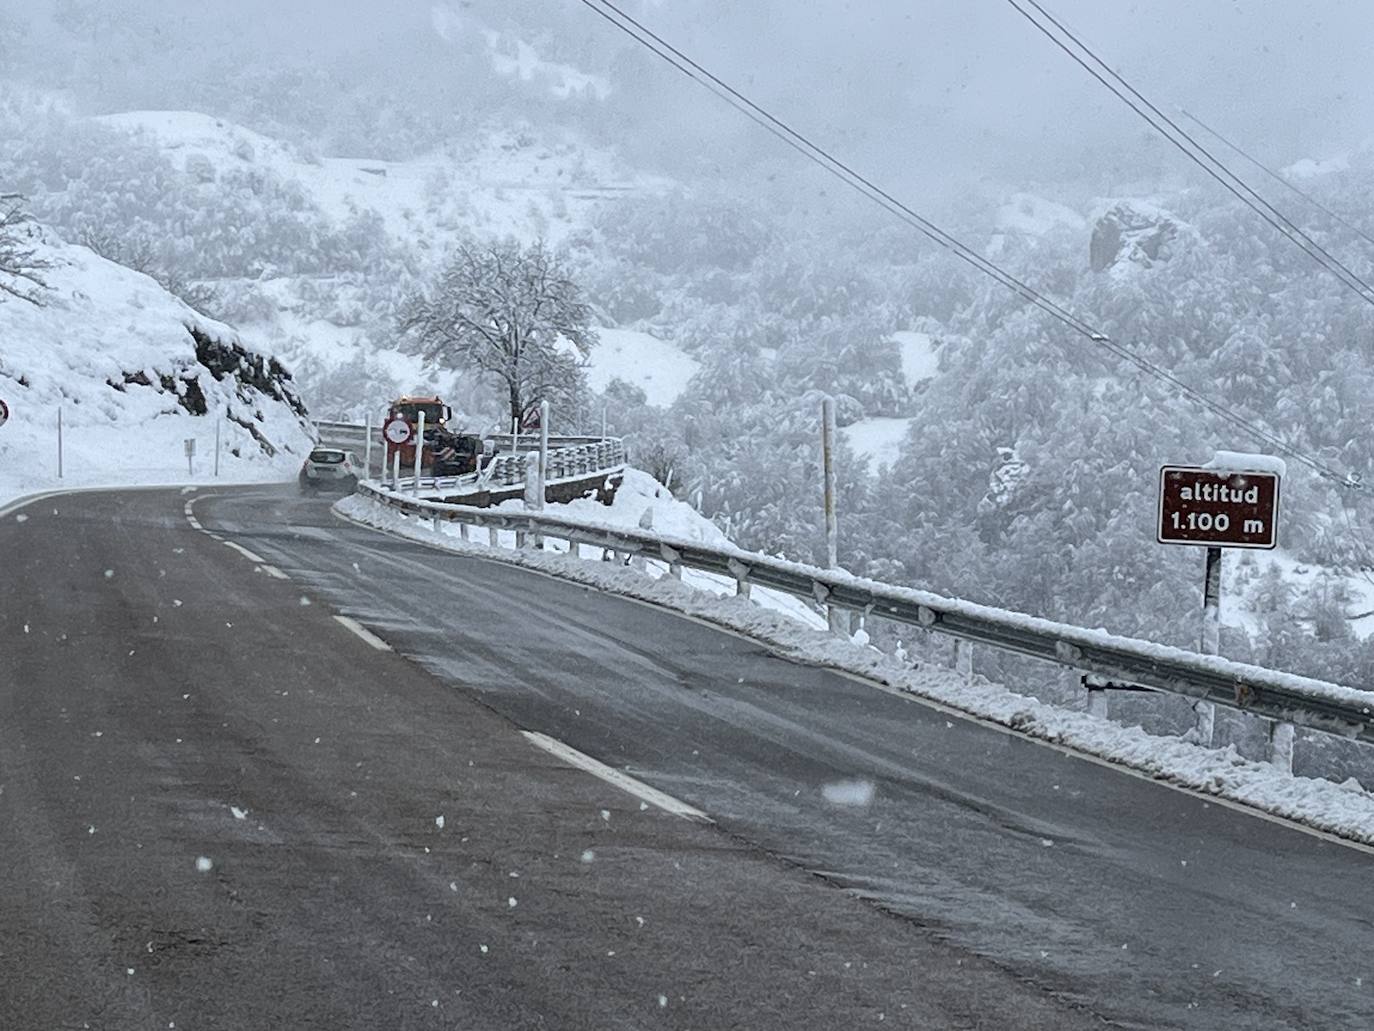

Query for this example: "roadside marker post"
[214,418,221,477]
[413,410,426,496]
[57,407,63,479]
[364,411,372,477]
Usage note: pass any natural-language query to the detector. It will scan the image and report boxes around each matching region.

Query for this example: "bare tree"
[0,195,51,305]
[401,239,597,429]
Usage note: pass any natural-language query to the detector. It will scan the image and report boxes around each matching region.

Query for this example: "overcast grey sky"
[9,1,1372,198]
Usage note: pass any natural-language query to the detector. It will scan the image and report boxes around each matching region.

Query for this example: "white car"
[298,448,360,492]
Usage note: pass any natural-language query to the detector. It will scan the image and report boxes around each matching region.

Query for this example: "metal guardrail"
[311,421,627,489]
[381,440,628,494]
[355,480,1374,746]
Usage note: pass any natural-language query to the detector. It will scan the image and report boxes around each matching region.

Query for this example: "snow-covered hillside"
[95,110,662,248]
[0,221,312,506]
[581,328,699,407]
[91,110,678,418]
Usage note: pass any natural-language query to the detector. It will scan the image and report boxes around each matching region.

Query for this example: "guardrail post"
[955,639,973,683]
[569,540,580,559]
[661,544,683,580]
[459,522,469,542]
[728,558,752,599]
[1268,720,1295,773]
[1086,677,1109,719]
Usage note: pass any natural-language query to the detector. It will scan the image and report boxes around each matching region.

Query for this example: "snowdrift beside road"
[0,223,313,506]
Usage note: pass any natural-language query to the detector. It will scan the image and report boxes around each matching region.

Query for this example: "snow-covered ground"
[841,416,913,470]
[581,328,699,407]
[0,224,311,508]
[841,331,937,469]
[336,481,1374,846]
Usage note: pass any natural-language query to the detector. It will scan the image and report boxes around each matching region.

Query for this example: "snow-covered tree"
[401,239,597,431]
[0,194,49,305]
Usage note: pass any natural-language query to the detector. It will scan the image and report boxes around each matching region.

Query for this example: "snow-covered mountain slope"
[91,110,677,416]
[0,222,312,505]
[95,110,664,249]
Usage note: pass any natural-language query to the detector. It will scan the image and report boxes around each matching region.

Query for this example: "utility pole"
[821,396,846,635]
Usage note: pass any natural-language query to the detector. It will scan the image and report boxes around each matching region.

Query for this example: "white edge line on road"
[521,730,713,823]
[222,540,266,564]
[258,564,290,580]
[332,614,392,651]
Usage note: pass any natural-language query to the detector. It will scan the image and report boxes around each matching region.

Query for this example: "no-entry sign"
[1158,465,1280,549]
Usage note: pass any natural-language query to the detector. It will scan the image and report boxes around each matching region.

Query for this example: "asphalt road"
[4,485,1373,1029]
[2,485,1101,1031]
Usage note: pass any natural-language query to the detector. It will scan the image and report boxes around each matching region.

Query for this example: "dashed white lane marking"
[257,564,290,580]
[222,540,266,564]
[186,517,204,530]
[521,731,713,823]
[332,615,393,651]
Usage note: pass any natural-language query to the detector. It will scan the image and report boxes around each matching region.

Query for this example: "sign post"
[184,437,196,476]
[1157,455,1283,749]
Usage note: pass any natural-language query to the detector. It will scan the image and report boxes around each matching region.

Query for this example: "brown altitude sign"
[1158,466,1280,549]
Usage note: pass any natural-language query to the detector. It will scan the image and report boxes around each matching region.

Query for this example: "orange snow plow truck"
[382,395,484,477]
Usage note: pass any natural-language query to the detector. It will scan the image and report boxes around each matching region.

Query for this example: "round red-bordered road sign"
[384,417,412,445]
[0,398,9,427]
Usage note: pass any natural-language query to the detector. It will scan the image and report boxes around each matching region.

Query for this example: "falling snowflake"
[580,849,595,864]
[435,815,445,829]
[196,857,213,873]
[821,779,875,807]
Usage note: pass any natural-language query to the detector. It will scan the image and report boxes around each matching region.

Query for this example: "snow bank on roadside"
[336,491,1374,847]
[0,223,312,507]
[492,468,826,629]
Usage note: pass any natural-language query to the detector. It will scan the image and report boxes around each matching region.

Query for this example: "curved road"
[2,484,1371,1029]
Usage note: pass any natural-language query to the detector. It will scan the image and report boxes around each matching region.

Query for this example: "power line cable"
[1177,107,1374,254]
[576,0,1359,487]
[1003,0,1374,308]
